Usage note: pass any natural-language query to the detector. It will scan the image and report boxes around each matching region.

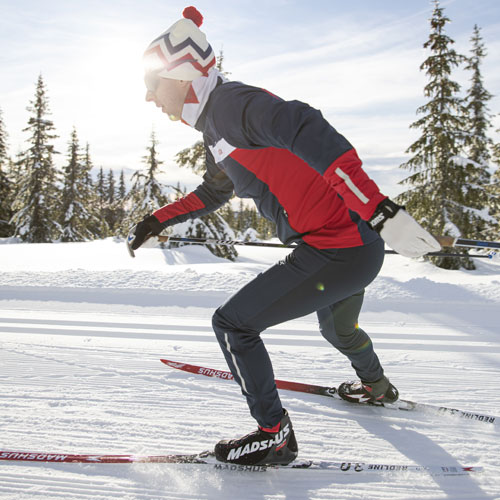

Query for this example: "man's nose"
[145,90,155,102]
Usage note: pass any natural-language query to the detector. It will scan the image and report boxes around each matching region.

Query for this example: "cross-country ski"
[0,450,483,476]
[160,358,499,425]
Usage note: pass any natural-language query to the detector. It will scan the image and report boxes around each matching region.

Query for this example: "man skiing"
[128,6,441,466]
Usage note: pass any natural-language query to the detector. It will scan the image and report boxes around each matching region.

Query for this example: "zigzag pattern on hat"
[145,44,215,77]
[151,32,214,60]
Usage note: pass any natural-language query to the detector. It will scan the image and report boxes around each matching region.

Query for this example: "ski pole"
[433,235,500,250]
[150,235,497,259]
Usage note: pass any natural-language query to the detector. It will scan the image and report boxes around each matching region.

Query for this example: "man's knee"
[212,306,232,335]
[212,306,262,350]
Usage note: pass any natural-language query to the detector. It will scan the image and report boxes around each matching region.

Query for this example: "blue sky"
[1,0,499,197]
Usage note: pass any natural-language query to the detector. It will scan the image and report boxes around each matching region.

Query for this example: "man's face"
[145,75,190,120]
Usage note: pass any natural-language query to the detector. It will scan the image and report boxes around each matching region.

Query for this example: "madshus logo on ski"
[0,452,70,462]
[199,367,234,380]
[226,423,291,462]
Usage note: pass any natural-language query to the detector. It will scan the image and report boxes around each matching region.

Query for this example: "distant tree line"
[0,3,499,268]
[0,76,271,261]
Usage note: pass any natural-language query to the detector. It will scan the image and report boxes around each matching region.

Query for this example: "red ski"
[160,358,498,425]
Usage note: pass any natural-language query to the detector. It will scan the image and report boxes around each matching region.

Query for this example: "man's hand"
[369,198,441,258]
[126,214,163,258]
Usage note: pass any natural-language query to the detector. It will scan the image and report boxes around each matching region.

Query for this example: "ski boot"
[338,376,399,404]
[214,409,298,466]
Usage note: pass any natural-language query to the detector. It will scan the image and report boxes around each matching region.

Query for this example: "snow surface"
[0,237,499,500]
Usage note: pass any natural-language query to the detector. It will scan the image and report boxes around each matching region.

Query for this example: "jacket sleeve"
[152,144,234,228]
[211,85,386,220]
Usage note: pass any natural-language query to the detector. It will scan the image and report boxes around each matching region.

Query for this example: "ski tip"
[161,359,185,369]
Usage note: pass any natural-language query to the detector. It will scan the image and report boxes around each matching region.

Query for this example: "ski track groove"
[0,468,216,499]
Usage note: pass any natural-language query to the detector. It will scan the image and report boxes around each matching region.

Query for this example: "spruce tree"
[117,170,127,200]
[121,131,168,233]
[83,144,106,239]
[490,131,500,238]
[397,1,478,269]
[82,144,94,187]
[175,140,205,174]
[11,75,60,242]
[463,25,493,174]
[0,107,8,170]
[96,167,107,212]
[461,24,497,241]
[93,166,110,237]
[113,170,127,235]
[104,169,117,232]
[60,128,100,241]
[0,107,13,236]
[107,169,116,206]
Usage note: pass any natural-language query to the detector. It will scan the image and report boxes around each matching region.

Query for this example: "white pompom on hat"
[144,6,216,81]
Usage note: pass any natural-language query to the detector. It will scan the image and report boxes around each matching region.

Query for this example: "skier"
[128,7,441,466]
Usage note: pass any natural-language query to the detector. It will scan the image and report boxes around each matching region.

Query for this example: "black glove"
[126,215,163,257]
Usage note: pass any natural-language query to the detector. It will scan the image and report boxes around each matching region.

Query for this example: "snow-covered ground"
[0,237,499,500]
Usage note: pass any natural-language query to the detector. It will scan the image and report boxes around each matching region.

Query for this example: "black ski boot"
[214,409,298,466]
[338,376,399,404]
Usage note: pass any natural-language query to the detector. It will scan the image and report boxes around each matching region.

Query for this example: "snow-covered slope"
[0,238,499,500]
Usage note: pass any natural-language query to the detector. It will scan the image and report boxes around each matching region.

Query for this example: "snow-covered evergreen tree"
[460,24,497,242]
[118,170,127,200]
[83,144,107,239]
[121,131,168,234]
[103,169,118,233]
[59,129,100,242]
[0,107,8,170]
[490,131,500,238]
[397,1,488,270]
[463,25,493,175]
[96,167,106,208]
[113,170,127,236]
[93,166,110,237]
[82,143,94,187]
[175,140,205,174]
[169,213,238,261]
[0,107,13,236]
[11,75,61,242]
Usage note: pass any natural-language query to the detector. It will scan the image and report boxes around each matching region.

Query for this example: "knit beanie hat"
[143,6,216,81]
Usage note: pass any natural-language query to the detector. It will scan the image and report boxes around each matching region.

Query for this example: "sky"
[1,0,499,198]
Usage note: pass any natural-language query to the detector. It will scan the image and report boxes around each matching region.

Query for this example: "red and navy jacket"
[153,79,387,249]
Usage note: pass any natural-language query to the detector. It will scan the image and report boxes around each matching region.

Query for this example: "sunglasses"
[144,71,161,93]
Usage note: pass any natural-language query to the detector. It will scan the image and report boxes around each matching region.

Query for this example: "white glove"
[369,199,441,258]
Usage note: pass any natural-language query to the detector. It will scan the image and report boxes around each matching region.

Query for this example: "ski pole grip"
[433,235,456,248]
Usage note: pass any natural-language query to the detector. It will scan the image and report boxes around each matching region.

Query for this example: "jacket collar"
[181,68,226,129]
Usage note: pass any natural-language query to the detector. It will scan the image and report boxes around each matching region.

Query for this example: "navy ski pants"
[212,238,385,428]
